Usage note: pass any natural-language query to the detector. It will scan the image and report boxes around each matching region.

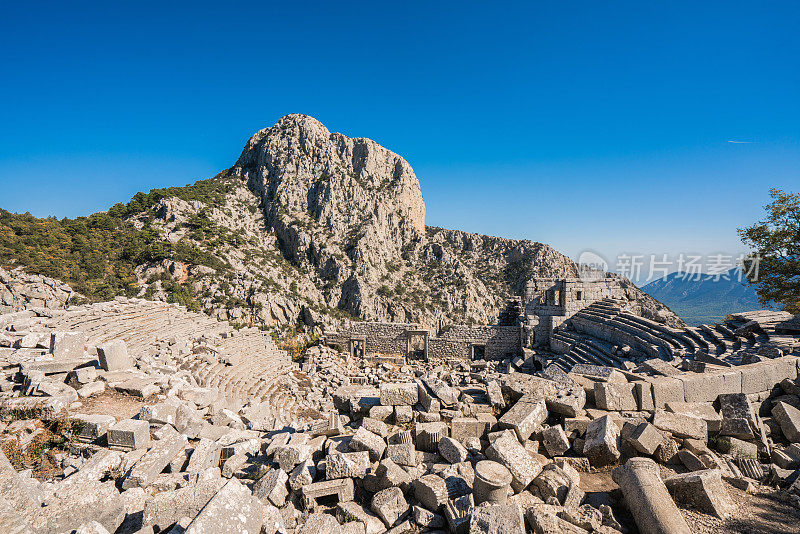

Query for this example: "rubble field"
[3,296,800,534]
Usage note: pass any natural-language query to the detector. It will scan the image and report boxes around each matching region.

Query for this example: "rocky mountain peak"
[233,114,425,259]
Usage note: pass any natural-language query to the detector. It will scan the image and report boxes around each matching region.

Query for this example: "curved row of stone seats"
[1,296,318,427]
[618,313,696,356]
[180,328,316,427]
[610,314,682,359]
[699,324,732,354]
[571,311,663,361]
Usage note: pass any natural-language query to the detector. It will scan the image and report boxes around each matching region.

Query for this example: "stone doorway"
[471,344,486,360]
[406,330,429,360]
[349,337,366,359]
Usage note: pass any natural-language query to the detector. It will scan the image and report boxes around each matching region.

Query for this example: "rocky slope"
[2,114,680,330]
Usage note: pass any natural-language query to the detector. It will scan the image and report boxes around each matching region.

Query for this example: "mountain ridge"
[1,114,680,331]
[641,268,766,325]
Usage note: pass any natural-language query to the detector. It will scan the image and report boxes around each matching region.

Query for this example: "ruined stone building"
[322,275,635,362]
[522,275,625,348]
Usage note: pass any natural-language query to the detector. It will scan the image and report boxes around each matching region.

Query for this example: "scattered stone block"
[772,401,800,442]
[387,443,416,466]
[594,381,637,411]
[371,486,408,527]
[485,431,543,492]
[122,431,188,489]
[184,478,262,534]
[664,468,732,518]
[451,417,487,443]
[541,425,570,457]
[583,415,620,467]
[653,409,707,440]
[444,493,474,534]
[498,396,547,442]
[108,419,151,451]
[97,339,133,371]
[394,405,413,424]
[289,458,317,491]
[327,451,371,479]
[253,468,289,507]
[72,413,115,444]
[413,474,449,512]
[50,331,86,359]
[336,501,385,534]
[628,422,663,456]
[298,513,343,534]
[350,426,386,461]
[439,436,469,463]
[381,382,418,406]
[142,479,223,530]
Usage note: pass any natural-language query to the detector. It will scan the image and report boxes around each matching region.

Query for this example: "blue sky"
[1,2,798,280]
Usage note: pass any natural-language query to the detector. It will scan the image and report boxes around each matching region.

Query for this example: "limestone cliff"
[125,114,679,330]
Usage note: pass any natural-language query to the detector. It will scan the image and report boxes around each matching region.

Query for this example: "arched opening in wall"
[471,344,485,360]
[576,290,583,301]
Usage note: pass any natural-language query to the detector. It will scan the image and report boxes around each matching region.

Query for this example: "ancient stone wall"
[324,322,522,360]
[438,325,521,360]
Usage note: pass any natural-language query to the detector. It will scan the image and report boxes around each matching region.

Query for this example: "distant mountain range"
[641,268,769,325]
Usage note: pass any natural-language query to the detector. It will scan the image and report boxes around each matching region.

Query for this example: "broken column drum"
[612,457,691,534]
[473,460,513,505]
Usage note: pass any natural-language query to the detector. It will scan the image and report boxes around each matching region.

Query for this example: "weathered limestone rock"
[498,396,547,442]
[142,479,223,530]
[612,458,690,534]
[350,426,386,461]
[628,422,664,456]
[439,436,469,464]
[73,413,115,444]
[469,503,525,533]
[298,512,343,534]
[386,442,416,466]
[444,493,474,534]
[97,339,133,371]
[34,480,126,534]
[289,458,317,491]
[327,451,371,479]
[583,415,620,467]
[0,449,39,526]
[186,438,221,473]
[772,401,800,443]
[525,504,588,534]
[653,409,707,440]
[108,419,151,451]
[414,474,449,511]
[664,468,732,518]
[336,501,385,534]
[541,425,570,457]
[594,380,637,411]
[123,431,188,489]
[253,468,289,507]
[184,478,262,534]
[485,431,543,492]
[371,486,408,527]
[380,382,418,406]
[50,331,86,359]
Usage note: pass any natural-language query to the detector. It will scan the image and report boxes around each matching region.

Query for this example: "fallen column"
[612,457,691,534]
